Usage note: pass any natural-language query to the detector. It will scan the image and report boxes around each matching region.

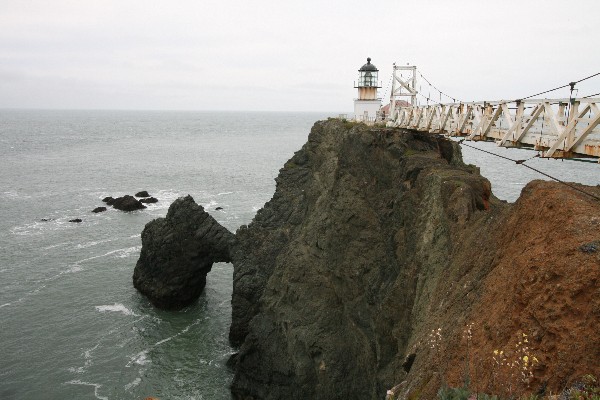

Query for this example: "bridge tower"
[389,63,417,120]
[354,57,381,122]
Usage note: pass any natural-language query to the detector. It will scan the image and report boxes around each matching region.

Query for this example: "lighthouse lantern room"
[354,57,381,122]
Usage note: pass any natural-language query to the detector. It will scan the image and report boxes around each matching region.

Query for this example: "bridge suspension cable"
[458,139,600,202]
[516,71,600,102]
[380,73,393,106]
[416,70,462,103]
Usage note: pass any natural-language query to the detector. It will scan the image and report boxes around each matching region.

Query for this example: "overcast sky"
[1,0,598,112]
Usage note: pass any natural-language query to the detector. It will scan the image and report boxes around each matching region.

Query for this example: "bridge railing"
[388,98,600,160]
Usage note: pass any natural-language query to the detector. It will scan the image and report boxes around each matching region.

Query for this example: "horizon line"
[0,107,347,114]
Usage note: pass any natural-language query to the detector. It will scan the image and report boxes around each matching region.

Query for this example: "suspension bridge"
[381,64,600,162]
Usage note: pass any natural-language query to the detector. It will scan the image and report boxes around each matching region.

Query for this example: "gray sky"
[1,0,598,112]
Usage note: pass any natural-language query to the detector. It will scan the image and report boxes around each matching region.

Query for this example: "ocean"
[0,110,598,400]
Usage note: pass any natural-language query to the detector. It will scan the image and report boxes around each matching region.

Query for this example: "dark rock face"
[228,119,600,399]
[135,191,151,198]
[229,120,501,400]
[140,197,158,204]
[112,195,146,211]
[102,196,115,205]
[69,218,82,223]
[133,195,235,309]
[92,207,107,213]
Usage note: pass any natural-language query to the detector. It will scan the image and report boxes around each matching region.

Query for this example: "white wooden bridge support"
[388,98,600,161]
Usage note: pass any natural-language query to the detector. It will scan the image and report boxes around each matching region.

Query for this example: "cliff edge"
[228,119,600,399]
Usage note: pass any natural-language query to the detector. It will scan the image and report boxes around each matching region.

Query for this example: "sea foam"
[95,303,138,316]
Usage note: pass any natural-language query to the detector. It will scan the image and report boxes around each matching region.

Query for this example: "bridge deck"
[389,98,600,161]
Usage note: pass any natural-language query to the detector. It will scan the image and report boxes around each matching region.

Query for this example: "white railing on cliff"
[387,98,600,161]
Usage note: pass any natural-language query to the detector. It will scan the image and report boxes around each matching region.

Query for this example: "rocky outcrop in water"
[140,197,158,204]
[135,191,151,198]
[102,194,149,211]
[133,195,235,309]
[226,119,600,399]
[112,195,146,211]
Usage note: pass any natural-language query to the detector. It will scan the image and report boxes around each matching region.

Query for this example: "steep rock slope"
[229,119,513,399]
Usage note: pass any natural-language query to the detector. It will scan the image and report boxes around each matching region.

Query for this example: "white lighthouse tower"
[354,57,381,122]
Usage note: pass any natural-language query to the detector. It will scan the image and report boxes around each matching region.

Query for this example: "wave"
[124,377,141,391]
[126,318,201,368]
[0,190,32,200]
[75,246,141,264]
[1,246,142,310]
[65,380,108,400]
[143,189,182,211]
[10,215,99,236]
[127,350,150,367]
[115,246,141,258]
[203,199,218,209]
[68,343,100,374]
[95,303,139,316]
[42,241,74,250]
[75,238,117,249]
[68,315,148,380]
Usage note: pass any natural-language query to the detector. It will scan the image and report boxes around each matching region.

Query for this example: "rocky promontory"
[227,120,599,399]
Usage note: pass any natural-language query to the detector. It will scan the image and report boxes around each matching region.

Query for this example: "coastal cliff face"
[228,119,600,399]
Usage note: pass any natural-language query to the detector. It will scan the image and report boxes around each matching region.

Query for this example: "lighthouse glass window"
[359,71,378,87]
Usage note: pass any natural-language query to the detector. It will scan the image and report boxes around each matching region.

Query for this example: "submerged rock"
[135,191,151,198]
[92,206,107,213]
[111,195,146,211]
[133,195,235,309]
[69,218,82,223]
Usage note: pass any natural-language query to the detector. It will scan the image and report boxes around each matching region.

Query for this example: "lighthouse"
[354,57,381,122]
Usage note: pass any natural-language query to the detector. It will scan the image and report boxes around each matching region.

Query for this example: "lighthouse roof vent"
[359,57,378,72]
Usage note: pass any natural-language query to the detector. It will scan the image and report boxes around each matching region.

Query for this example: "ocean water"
[458,139,599,202]
[0,111,598,400]
[0,110,331,400]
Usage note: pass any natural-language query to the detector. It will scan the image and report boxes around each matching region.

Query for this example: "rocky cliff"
[227,119,600,399]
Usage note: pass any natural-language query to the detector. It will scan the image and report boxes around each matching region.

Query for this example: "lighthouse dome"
[359,57,378,71]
